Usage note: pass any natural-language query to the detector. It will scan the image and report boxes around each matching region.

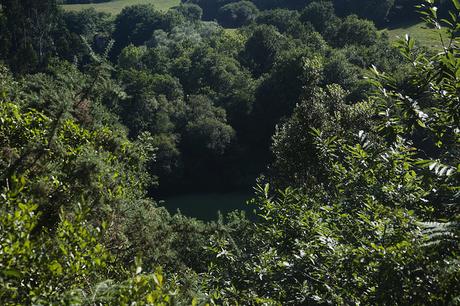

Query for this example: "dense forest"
[0,0,459,304]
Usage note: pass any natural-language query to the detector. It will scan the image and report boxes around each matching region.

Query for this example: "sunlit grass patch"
[62,0,180,15]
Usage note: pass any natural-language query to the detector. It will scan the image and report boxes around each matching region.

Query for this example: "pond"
[161,191,255,221]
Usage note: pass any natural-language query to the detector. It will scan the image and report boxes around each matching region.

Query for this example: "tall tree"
[0,0,60,72]
[111,4,165,58]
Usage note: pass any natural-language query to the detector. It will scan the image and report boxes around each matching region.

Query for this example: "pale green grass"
[383,21,449,50]
[62,0,180,15]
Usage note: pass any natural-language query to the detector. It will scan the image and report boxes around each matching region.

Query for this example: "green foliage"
[334,0,395,24]
[0,177,110,304]
[184,95,235,154]
[113,19,259,191]
[63,8,112,38]
[1,1,459,304]
[0,176,199,305]
[370,0,460,220]
[171,3,203,21]
[57,0,399,192]
[207,127,458,304]
[203,1,460,304]
[374,15,459,153]
[250,52,324,155]
[240,24,288,77]
[0,51,240,302]
[270,84,372,188]
[0,0,60,72]
[89,269,184,305]
[217,0,259,28]
[61,7,113,59]
[0,53,215,273]
[333,15,378,47]
[111,4,166,56]
[300,0,340,36]
[255,9,308,39]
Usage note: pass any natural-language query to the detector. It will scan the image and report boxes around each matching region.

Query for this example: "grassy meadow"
[384,21,448,50]
[62,0,180,14]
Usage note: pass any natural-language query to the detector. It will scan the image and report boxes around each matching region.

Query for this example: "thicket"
[0,0,458,304]
[184,0,458,25]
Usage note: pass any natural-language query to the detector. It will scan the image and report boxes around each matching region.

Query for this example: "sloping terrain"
[384,21,448,50]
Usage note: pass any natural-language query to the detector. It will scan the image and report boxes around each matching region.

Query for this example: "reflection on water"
[161,192,254,220]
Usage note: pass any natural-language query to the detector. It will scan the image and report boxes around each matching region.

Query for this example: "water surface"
[162,191,254,220]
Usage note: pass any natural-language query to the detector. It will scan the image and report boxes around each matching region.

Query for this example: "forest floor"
[62,0,180,14]
[383,21,448,50]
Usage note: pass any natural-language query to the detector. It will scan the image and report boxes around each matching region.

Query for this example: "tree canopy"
[0,0,458,304]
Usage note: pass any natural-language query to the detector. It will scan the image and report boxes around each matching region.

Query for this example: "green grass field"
[383,21,448,50]
[62,0,180,15]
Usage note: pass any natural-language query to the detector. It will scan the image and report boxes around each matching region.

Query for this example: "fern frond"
[419,221,459,247]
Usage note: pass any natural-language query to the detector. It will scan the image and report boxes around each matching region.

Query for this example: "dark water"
[161,191,254,220]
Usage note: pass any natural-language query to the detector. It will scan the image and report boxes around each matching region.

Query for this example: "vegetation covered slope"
[0,0,459,304]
